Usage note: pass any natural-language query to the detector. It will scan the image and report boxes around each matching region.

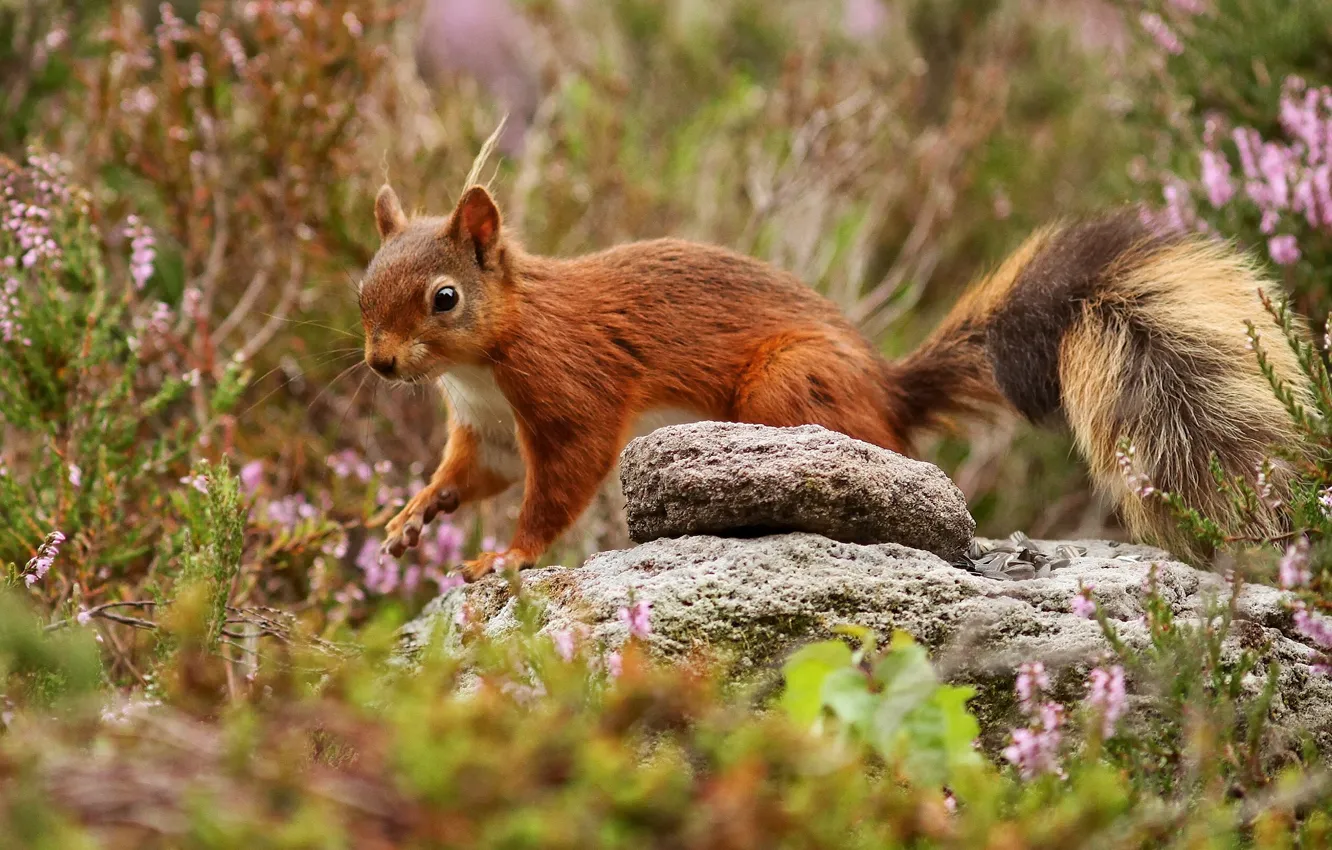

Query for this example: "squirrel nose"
[368,355,397,377]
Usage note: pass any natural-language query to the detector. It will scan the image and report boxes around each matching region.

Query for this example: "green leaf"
[869,639,939,759]
[821,668,875,728]
[780,640,853,726]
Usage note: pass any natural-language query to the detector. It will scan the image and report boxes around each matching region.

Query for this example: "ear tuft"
[447,186,502,268]
[374,184,407,241]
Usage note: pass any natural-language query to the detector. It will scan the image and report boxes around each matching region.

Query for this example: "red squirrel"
[357,181,1308,581]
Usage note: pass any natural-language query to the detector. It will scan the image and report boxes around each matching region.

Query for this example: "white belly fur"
[437,366,705,480]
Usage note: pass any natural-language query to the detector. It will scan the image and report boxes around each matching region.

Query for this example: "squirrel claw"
[383,486,460,558]
[461,550,528,583]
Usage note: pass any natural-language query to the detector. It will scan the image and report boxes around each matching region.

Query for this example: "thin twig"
[234,251,306,365]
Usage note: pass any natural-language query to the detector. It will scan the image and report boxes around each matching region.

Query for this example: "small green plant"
[781,626,982,788]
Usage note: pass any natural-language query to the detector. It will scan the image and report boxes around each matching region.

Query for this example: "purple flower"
[220,29,248,70]
[606,650,623,679]
[1003,702,1064,779]
[124,215,156,290]
[1268,234,1301,266]
[1294,605,1332,651]
[343,10,364,36]
[239,460,264,495]
[76,608,92,626]
[617,599,652,639]
[326,449,372,482]
[552,629,576,662]
[23,529,66,586]
[1116,444,1156,499]
[1071,585,1097,619]
[1139,12,1183,55]
[422,522,465,565]
[1085,665,1127,738]
[68,464,82,488]
[1169,0,1207,13]
[180,473,209,495]
[1319,486,1332,519]
[1015,661,1049,715]
[1279,538,1311,589]
[1199,149,1234,208]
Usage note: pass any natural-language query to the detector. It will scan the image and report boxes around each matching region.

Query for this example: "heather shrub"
[0,1,1331,846]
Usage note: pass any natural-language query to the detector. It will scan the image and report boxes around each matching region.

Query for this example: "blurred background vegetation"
[4,1,1332,845]
[0,0,1329,675]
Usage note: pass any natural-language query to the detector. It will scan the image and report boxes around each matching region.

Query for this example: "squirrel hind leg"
[731,333,908,453]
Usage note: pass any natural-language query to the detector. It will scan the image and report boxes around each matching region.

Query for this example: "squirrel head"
[357,183,511,383]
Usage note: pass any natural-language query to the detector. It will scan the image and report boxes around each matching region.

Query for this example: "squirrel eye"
[433,286,458,314]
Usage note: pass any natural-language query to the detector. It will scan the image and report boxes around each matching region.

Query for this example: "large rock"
[400,534,1332,751]
[618,423,975,560]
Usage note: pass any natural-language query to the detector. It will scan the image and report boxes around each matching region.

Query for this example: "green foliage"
[782,627,982,788]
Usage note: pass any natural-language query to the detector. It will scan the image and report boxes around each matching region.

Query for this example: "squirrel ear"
[374,184,407,241]
[446,186,502,268]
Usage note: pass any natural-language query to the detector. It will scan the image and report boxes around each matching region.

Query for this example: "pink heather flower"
[552,629,576,662]
[239,460,264,495]
[1255,460,1282,510]
[181,287,202,319]
[1161,181,1194,233]
[1169,0,1207,13]
[266,494,315,528]
[422,522,465,565]
[426,569,465,594]
[453,604,471,628]
[124,215,156,289]
[1116,444,1156,499]
[1233,128,1260,179]
[68,464,82,488]
[220,29,247,70]
[374,460,393,476]
[1268,234,1301,266]
[186,53,206,88]
[1085,665,1127,738]
[343,11,364,37]
[1318,486,1332,519]
[356,538,382,572]
[606,651,624,679]
[1199,149,1235,208]
[180,473,209,494]
[1003,702,1064,780]
[23,530,66,586]
[1294,606,1332,651]
[403,565,422,593]
[1279,538,1312,589]
[76,608,92,626]
[321,532,349,559]
[1139,12,1183,55]
[326,449,372,482]
[1015,661,1049,716]
[618,599,652,639]
[1071,585,1096,619]
[943,791,957,814]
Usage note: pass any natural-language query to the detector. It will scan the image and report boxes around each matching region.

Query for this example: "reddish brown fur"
[360,187,1306,579]
[362,185,912,579]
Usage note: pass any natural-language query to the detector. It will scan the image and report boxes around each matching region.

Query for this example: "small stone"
[619,422,975,559]
[1003,563,1037,581]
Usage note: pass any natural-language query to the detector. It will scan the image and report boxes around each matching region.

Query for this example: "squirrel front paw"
[382,485,460,558]
[460,549,530,583]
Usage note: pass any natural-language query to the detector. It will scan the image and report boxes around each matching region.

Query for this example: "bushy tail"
[887,208,1311,558]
